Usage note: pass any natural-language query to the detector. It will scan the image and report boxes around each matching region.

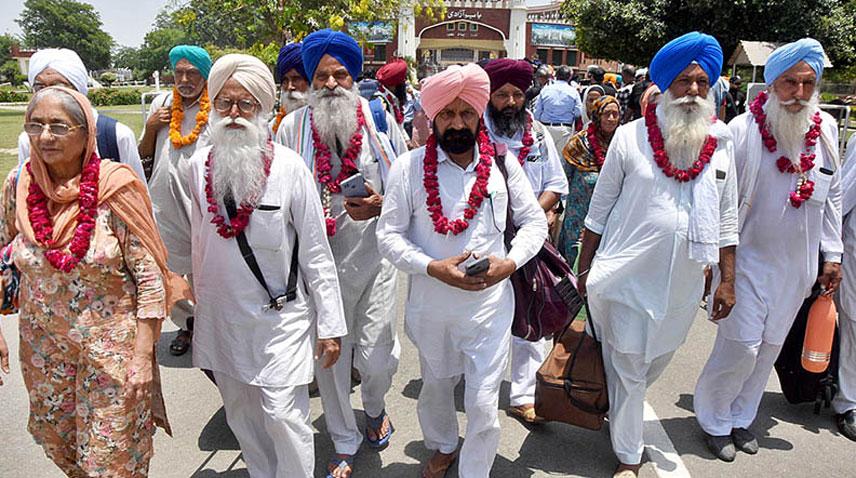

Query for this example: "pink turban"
[420,64,490,121]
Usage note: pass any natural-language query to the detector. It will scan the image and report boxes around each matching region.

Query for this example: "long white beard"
[209,111,270,205]
[660,90,716,170]
[765,90,820,167]
[308,85,361,152]
[280,90,308,114]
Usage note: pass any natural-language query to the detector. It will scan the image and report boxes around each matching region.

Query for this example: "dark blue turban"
[169,45,212,79]
[649,32,723,89]
[301,29,363,82]
[764,38,825,85]
[276,42,307,83]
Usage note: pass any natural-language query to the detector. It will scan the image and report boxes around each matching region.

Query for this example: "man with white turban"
[19,48,145,180]
[836,133,856,443]
[275,29,403,478]
[377,63,547,477]
[181,53,347,478]
[695,38,843,461]
[575,32,738,477]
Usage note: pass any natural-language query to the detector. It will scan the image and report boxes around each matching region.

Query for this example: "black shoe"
[837,410,856,442]
[704,433,736,462]
[731,428,759,454]
[169,329,193,356]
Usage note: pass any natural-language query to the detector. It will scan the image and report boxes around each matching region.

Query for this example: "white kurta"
[834,134,856,414]
[17,109,146,182]
[584,116,738,361]
[146,91,210,275]
[187,143,347,387]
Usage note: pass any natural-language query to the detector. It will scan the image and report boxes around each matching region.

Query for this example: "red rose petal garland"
[423,126,494,235]
[27,152,100,272]
[383,90,404,124]
[749,90,822,208]
[204,139,274,238]
[645,103,717,182]
[516,113,534,165]
[311,103,366,236]
[585,122,606,168]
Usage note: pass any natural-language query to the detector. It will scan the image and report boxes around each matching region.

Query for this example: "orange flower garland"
[169,86,210,148]
[272,106,287,134]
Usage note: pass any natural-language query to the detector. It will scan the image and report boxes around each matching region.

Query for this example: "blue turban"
[301,29,363,82]
[276,42,307,83]
[764,38,825,85]
[169,45,213,79]
[649,32,723,89]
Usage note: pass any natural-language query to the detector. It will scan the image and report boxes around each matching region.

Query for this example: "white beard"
[765,90,820,167]
[209,111,270,205]
[308,85,361,152]
[660,90,716,170]
[280,90,308,114]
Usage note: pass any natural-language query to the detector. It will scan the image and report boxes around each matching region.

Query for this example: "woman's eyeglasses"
[23,122,84,136]
[213,98,258,114]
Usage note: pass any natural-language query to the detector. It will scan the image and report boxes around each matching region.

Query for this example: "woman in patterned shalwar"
[0,86,174,477]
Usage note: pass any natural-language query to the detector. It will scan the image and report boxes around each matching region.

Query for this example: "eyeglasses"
[23,122,84,136]
[213,97,259,114]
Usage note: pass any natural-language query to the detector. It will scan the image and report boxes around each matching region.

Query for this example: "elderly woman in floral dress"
[0,86,175,477]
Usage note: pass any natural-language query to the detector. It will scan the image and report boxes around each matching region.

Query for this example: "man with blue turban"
[576,31,738,477]
[139,44,213,357]
[695,37,843,460]
[19,48,145,180]
[275,28,406,478]
[271,42,309,135]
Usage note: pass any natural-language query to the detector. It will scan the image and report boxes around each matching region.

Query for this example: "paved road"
[1,278,853,477]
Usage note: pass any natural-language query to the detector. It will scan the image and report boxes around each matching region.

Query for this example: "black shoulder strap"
[224,196,300,308]
[494,153,517,252]
[95,114,120,162]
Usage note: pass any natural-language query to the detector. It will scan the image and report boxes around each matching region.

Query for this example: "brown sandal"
[507,405,544,424]
[421,450,458,478]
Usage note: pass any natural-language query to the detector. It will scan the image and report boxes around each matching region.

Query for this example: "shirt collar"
[436,143,480,173]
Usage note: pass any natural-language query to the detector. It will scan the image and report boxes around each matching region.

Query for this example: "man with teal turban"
[139,44,213,358]
[695,37,843,462]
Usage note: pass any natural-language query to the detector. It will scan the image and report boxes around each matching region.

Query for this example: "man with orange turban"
[377,63,547,477]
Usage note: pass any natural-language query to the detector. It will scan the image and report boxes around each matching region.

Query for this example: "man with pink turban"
[377,64,547,477]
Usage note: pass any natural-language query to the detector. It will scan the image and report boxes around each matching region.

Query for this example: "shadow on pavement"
[190,451,248,477]
[197,407,240,451]
[156,331,194,369]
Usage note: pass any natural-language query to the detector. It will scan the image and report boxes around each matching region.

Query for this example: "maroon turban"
[377,58,408,88]
[483,58,533,94]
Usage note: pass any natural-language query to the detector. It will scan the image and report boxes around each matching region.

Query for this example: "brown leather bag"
[535,303,609,430]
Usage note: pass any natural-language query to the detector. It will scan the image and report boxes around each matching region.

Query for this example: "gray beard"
[660,90,716,170]
[487,103,527,138]
[209,111,270,205]
[280,90,308,115]
[308,85,361,153]
[765,90,820,166]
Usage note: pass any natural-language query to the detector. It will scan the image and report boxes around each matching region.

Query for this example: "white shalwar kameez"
[485,110,569,407]
[146,91,210,328]
[694,110,843,437]
[187,143,347,478]
[376,143,547,477]
[584,114,738,464]
[276,97,403,455]
[833,134,856,415]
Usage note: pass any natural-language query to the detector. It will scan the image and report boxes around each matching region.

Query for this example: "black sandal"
[169,329,193,356]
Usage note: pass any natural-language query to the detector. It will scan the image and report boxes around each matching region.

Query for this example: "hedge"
[88,88,145,106]
[0,89,30,103]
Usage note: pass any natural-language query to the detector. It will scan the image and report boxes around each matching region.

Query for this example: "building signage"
[446,9,483,21]
[531,23,576,47]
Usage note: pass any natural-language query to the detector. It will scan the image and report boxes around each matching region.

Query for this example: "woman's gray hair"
[25,87,88,130]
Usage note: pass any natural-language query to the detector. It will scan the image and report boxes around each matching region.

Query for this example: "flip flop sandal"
[421,450,459,478]
[507,405,544,424]
[326,454,355,478]
[169,330,192,356]
[365,410,395,449]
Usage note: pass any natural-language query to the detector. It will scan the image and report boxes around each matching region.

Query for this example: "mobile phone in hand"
[465,257,490,276]
[340,173,369,198]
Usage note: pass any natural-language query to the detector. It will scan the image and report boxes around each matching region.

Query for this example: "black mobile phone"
[341,173,369,198]
[465,257,490,276]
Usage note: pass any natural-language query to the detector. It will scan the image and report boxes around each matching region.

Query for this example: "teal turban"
[649,32,723,90]
[169,45,213,79]
[764,38,825,85]
[301,29,363,82]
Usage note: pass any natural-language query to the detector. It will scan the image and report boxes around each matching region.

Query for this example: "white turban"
[208,54,277,115]
[28,48,89,95]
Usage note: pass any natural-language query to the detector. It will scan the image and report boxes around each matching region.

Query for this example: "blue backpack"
[369,98,389,135]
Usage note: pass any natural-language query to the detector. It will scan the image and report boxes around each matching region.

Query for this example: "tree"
[563,0,856,73]
[0,34,26,85]
[137,27,189,82]
[113,46,141,71]
[16,0,114,70]
[99,71,117,86]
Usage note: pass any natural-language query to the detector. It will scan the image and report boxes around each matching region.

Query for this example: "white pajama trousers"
[509,336,548,407]
[544,124,574,154]
[833,317,856,414]
[214,372,313,478]
[170,274,194,330]
[694,331,783,436]
[601,343,675,465]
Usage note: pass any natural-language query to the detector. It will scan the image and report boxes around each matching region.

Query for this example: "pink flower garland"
[311,103,366,236]
[423,126,494,235]
[644,103,717,182]
[585,122,606,168]
[749,90,822,208]
[516,113,534,165]
[27,152,100,272]
[204,139,273,238]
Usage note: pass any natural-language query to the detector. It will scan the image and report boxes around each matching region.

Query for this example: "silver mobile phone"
[465,257,490,276]
[340,173,370,198]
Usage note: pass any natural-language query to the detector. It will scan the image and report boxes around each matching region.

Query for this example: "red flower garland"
[204,139,274,238]
[27,152,101,272]
[749,90,822,208]
[383,90,404,124]
[585,122,606,168]
[423,126,494,235]
[516,113,534,165]
[644,103,717,182]
[311,103,366,236]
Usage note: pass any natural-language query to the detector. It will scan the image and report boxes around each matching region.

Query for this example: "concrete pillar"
[397,5,417,60]
[507,0,527,59]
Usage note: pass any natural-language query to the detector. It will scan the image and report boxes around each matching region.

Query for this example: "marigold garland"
[272,106,287,135]
[644,103,717,183]
[169,86,210,148]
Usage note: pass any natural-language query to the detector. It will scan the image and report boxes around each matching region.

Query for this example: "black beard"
[437,125,477,155]
[488,103,526,138]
